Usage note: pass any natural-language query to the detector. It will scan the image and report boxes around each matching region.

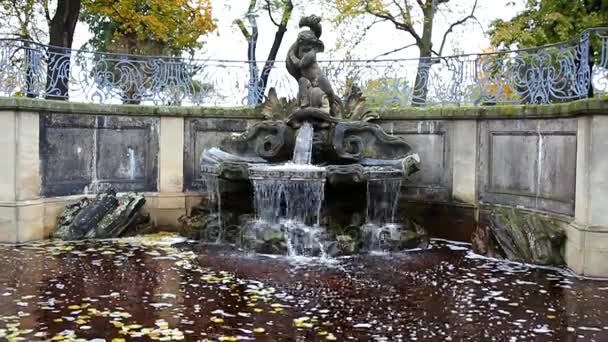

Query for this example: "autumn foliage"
[82,0,217,55]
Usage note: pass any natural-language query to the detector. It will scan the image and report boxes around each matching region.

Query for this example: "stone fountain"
[192,15,423,256]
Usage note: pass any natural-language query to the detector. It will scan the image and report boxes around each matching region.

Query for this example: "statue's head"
[297,30,325,55]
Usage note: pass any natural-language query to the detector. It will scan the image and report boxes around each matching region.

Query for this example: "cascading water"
[363,174,403,251]
[202,173,223,242]
[366,177,402,224]
[249,122,328,257]
[252,178,325,225]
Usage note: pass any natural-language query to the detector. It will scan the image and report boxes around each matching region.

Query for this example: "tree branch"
[8,0,28,38]
[234,19,252,41]
[364,0,423,47]
[373,43,417,59]
[280,0,293,26]
[346,17,388,51]
[265,0,279,27]
[43,0,51,24]
[437,0,478,56]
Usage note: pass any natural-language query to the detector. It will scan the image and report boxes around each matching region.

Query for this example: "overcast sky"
[71,0,526,61]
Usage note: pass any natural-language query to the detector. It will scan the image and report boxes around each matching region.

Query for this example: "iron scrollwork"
[0,27,606,108]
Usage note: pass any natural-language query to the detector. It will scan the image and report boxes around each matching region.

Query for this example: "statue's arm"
[288,45,301,66]
[300,51,317,68]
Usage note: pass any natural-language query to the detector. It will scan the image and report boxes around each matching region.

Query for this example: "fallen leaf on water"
[210,316,224,324]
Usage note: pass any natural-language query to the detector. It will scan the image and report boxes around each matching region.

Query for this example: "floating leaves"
[1,236,608,341]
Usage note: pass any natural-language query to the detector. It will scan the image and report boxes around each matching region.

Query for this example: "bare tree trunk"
[46,0,81,100]
[412,48,433,106]
[246,26,260,105]
[255,1,293,104]
[256,25,287,104]
[412,3,436,106]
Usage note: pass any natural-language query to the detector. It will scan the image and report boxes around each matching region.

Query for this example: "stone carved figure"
[286,15,338,115]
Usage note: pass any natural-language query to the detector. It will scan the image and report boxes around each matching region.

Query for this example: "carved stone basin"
[200,103,420,186]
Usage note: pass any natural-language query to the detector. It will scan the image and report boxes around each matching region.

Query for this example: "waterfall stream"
[364,177,403,251]
[203,174,223,242]
[366,178,402,224]
[252,179,325,225]
[249,122,328,257]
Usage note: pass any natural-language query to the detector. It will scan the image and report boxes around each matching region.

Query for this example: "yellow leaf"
[210,317,224,324]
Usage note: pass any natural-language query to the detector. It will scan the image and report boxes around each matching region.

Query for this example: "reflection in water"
[0,235,607,341]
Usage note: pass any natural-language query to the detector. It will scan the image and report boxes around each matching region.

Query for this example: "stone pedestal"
[565,116,608,277]
[0,111,44,242]
[452,120,478,204]
[149,117,186,227]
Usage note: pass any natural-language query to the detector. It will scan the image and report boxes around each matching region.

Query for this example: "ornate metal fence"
[0,28,607,108]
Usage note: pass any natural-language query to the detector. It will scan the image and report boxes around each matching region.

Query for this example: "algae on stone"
[52,190,149,240]
[488,208,566,265]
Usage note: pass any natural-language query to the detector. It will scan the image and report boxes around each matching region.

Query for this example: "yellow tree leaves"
[335,0,386,18]
[82,0,217,55]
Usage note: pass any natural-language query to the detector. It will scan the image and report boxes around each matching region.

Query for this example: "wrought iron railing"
[0,28,607,108]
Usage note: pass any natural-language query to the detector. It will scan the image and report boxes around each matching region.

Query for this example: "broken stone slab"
[52,198,90,240]
[53,189,119,240]
[52,190,148,240]
[87,193,147,239]
[486,207,566,266]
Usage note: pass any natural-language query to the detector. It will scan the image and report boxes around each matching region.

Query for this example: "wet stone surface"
[1,235,607,341]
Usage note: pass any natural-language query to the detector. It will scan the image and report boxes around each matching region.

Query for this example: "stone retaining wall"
[1,96,607,276]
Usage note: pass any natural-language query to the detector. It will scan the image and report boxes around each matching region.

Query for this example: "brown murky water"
[0,235,607,341]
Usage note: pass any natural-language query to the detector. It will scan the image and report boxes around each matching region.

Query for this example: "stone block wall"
[40,114,159,196]
[0,97,607,276]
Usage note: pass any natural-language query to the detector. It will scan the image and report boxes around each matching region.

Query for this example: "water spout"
[292,122,314,164]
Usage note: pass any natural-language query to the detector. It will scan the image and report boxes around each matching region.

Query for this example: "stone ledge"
[377,97,608,120]
[0,202,45,243]
[0,192,205,243]
[0,96,264,119]
[1,96,607,120]
[479,203,574,223]
[566,222,608,250]
[565,223,608,277]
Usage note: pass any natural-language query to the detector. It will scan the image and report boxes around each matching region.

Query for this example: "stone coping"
[0,96,263,118]
[479,203,574,224]
[0,96,607,120]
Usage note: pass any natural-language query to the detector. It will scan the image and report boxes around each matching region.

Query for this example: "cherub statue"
[286,15,338,116]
